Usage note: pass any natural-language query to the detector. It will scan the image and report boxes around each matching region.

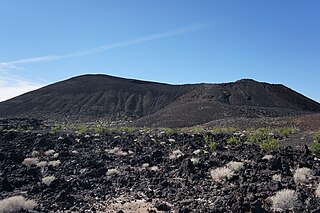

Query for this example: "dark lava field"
[1,119,320,212]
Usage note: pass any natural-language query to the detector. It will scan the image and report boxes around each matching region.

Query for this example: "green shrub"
[247,128,269,143]
[204,134,217,150]
[227,136,241,145]
[277,127,298,138]
[261,137,280,152]
[311,130,320,154]
[119,127,136,133]
[50,125,61,134]
[77,125,88,136]
[163,128,174,136]
[93,125,105,134]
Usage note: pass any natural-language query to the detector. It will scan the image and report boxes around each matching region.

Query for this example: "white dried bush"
[0,195,37,213]
[190,158,199,165]
[262,154,273,160]
[31,150,40,157]
[193,149,201,155]
[271,189,300,211]
[48,160,61,167]
[142,163,149,169]
[169,149,184,160]
[226,161,244,171]
[293,167,313,184]
[36,161,48,168]
[149,166,159,172]
[210,167,234,182]
[316,183,320,198]
[42,176,56,186]
[22,158,39,167]
[107,147,128,156]
[44,149,55,156]
[272,174,282,182]
[53,153,59,158]
[106,168,120,176]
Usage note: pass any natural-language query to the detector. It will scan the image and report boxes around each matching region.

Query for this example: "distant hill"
[0,74,319,127]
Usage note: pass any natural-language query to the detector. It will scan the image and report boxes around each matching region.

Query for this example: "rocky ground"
[1,119,320,212]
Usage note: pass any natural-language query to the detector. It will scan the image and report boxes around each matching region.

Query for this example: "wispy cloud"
[0,23,208,102]
[0,23,208,69]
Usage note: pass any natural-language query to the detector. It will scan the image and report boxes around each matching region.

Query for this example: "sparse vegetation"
[106,168,120,176]
[276,127,298,138]
[22,157,39,167]
[311,130,320,154]
[247,128,280,152]
[226,161,244,171]
[204,134,217,150]
[50,125,61,134]
[0,195,37,213]
[261,137,280,152]
[271,189,300,211]
[210,167,234,182]
[226,136,241,145]
[316,183,320,198]
[293,167,313,184]
[42,176,56,186]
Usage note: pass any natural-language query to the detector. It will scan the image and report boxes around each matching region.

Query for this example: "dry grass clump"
[22,158,39,167]
[44,149,55,156]
[316,183,320,198]
[48,160,61,167]
[226,161,244,171]
[270,189,300,211]
[272,174,282,182]
[149,166,159,172]
[169,149,184,159]
[106,168,120,176]
[210,167,234,182]
[36,161,48,168]
[293,167,313,183]
[190,157,199,165]
[42,176,56,186]
[262,154,273,160]
[0,195,37,213]
[107,147,128,156]
[31,150,40,157]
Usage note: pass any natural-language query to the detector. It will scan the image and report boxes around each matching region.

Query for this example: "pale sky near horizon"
[0,0,320,102]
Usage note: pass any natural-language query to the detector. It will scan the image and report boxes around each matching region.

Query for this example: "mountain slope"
[0,75,319,126]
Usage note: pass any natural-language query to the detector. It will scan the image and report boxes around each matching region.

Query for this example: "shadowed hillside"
[0,75,319,126]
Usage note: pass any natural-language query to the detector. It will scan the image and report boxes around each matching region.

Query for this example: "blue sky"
[0,0,319,102]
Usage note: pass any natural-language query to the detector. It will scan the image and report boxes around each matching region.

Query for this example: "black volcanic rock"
[0,74,319,126]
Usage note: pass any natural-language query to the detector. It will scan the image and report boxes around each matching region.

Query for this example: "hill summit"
[0,74,319,127]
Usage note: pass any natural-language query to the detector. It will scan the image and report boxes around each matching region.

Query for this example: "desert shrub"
[162,128,174,136]
[293,167,313,184]
[93,125,105,134]
[48,160,61,167]
[31,150,40,157]
[106,168,120,176]
[22,158,39,167]
[316,183,320,197]
[261,137,280,152]
[36,161,48,168]
[193,149,201,155]
[311,130,320,154]
[42,176,56,186]
[247,128,269,143]
[277,127,298,138]
[107,147,128,156]
[77,125,88,136]
[142,163,149,169]
[226,136,241,145]
[44,149,55,156]
[272,174,282,182]
[169,149,184,160]
[270,189,299,211]
[210,127,228,134]
[149,166,160,172]
[204,134,217,150]
[210,167,234,182]
[262,154,273,160]
[118,127,136,133]
[0,195,37,213]
[50,125,61,134]
[190,157,199,165]
[226,161,244,171]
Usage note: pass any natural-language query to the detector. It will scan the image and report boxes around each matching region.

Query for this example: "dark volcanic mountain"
[0,74,319,126]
